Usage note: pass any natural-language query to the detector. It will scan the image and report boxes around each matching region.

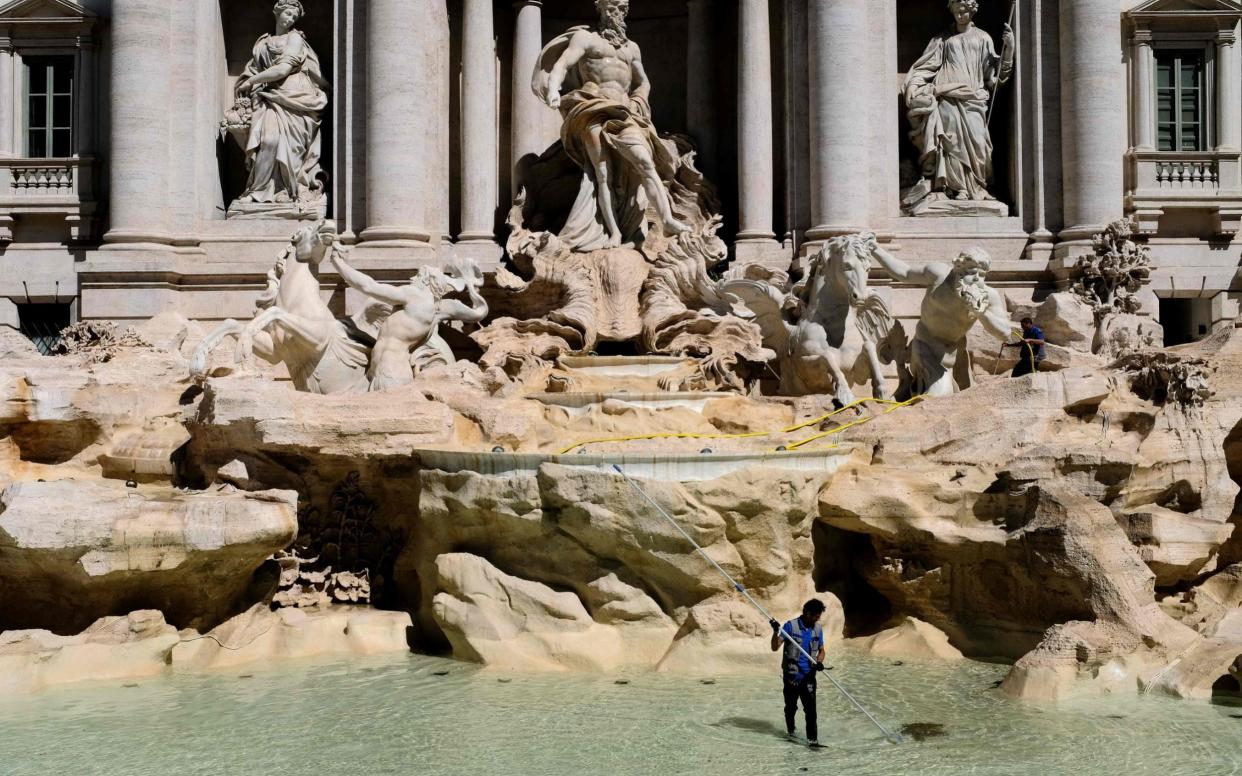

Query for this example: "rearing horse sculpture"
[724,232,907,405]
[190,220,372,394]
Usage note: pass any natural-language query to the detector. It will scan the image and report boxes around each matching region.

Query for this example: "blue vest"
[781,617,823,682]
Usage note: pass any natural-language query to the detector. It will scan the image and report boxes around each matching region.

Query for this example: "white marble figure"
[870,244,1011,397]
[330,253,489,392]
[190,221,371,394]
[533,0,689,251]
[724,233,905,405]
[226,0,329,219]
[902,0,1014,216]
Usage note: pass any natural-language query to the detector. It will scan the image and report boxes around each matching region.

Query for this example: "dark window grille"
[17,303,72,355]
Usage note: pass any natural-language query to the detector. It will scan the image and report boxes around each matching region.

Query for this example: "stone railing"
[1152,157,1219,188]
[1127,150,1242,235]
[0,158,83,197]
[1131,151,1225,191]
[0,157,98,241]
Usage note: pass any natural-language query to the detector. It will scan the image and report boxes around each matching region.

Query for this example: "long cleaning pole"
[611,463,904,744]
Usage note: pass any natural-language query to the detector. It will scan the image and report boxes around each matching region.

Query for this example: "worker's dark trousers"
[1011,354,1037,378]
[783,675,817,740]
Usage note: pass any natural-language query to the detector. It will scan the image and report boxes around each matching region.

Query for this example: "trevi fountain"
[1,0,1241,774]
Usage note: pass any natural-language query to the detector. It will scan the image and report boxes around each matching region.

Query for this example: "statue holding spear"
[901,0,1017,216]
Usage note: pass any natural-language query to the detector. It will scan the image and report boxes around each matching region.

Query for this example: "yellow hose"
[554,395,925,456]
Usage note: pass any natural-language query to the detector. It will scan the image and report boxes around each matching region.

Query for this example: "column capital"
[1132,29,1154,45]
[1218,31,1237,46]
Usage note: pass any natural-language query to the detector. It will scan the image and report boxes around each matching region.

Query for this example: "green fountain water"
[2,652,1239,775]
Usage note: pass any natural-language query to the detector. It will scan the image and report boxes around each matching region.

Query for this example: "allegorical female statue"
[902,0,1014,217]
[223,0,329,219]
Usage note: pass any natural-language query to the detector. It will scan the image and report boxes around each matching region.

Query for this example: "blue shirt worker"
[769,599,828,746]
[1004,317,1045,377]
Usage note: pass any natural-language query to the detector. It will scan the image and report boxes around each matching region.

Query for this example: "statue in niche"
[901,0,1014,217]
[533,0,690,250]
[331,252,489,392]
[870,245,1012,397]
[478,0,768,391]
[222,0,329,220]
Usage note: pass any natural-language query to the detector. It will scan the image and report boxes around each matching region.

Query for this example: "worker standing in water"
[770,599,828,747]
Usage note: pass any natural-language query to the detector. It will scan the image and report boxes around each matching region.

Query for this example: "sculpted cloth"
[904,26,1008,200]
[532,28,679,252]
[240,30,329,204]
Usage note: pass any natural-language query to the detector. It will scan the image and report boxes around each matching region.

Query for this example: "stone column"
[806,0,870,241]
[75,42,96,157]
[1132,31,1155,151]
[1059,0,1126,244]
[362,0,444,248]
[0,40,13,158]
[735,0,779,264]
[511,0,544,195]
[458,0,500,260]
[102,0,173,247]
[1216,32,1240,152]
[686,0,716,176]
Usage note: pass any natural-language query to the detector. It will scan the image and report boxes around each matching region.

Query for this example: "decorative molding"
[0,0,96,22]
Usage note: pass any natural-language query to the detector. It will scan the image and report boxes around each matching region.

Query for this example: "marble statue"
[191,221,487,394]
[223,0,329,220]
[331,252,489,392]
[723,233,908,405]
[191,221,370,393]
[902,0,1014,217]
[871,244,1011,397]
[533,0,689,251]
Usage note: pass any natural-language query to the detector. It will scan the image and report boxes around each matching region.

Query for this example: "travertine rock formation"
[854,617,963,662]
[2,306,1240,702]
[171,604,411,670]
[0,479,298,634]
[409,464,831,672]
[0,610,179,694]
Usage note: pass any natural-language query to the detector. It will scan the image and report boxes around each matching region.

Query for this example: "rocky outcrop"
[171,604,412,671]
[854,617,963,662]
[0,610,179,694]
[1035,292,1097,352]
[407,464,832,672]
[0,479,297,633]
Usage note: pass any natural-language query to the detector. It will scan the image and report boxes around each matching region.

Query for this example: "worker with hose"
[770,600,828,747]
[1003,316,1045,377]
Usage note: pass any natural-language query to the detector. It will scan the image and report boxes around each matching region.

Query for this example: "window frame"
[21,53,76,160]
[1147,38,1216,153]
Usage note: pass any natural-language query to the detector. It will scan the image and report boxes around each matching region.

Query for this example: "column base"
[452,238,505,270]
[804,224,870,242]
[347,240,440,265]
[101,230,177,249]
[359,225,435,245]
[733,236,789,271]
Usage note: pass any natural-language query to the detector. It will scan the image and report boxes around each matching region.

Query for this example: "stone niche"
[217,0,334,220]
[896,0,1016,216]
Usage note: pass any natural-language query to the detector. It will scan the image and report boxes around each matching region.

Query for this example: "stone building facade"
[0,0,1238,348]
